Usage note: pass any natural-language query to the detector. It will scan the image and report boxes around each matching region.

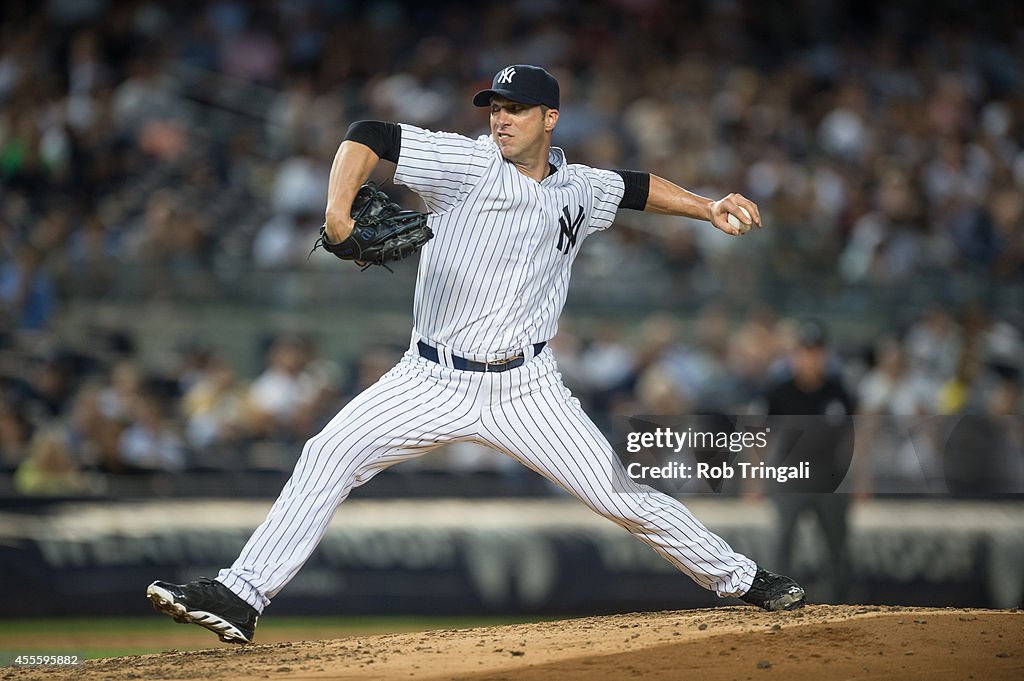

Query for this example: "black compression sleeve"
[344,121,402,163]
[613,169,650,211]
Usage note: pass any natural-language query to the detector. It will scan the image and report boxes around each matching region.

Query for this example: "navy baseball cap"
[473,65,560,110]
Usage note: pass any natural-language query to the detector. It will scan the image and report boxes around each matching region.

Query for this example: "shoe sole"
[146,583,253,644]
[767,589,806,612]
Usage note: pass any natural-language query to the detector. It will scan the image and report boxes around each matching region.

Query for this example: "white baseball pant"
[218,348,756,611]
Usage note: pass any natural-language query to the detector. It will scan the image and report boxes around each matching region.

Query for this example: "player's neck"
[505,140,553,183]
[510,154,553,183]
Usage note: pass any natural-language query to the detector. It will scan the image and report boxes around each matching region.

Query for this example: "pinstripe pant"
[218,348,756,612]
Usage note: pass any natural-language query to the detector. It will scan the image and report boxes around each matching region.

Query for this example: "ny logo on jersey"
[556,205,585,254]
[496,66,516,84]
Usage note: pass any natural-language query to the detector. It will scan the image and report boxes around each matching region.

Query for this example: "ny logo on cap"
[496,66,516,84]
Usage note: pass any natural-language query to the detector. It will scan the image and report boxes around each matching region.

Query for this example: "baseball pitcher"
[148,64,804,644]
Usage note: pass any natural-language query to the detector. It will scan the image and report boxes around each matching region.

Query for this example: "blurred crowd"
[0,326,386,494]
[2,301,1020,496]
[1,0,1022,495]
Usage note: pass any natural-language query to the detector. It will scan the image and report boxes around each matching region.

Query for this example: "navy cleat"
[739,568,806,611]
[147,578,258,644]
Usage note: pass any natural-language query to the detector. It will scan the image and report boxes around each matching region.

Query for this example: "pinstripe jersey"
[394,124,625,359]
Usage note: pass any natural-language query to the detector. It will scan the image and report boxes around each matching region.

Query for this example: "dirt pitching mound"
[10,605,1023,681]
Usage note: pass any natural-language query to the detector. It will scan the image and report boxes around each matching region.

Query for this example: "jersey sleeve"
[582,167,626,233]
[393,123,493,214]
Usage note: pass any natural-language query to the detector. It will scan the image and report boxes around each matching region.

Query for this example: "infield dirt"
[6,605,1022,680]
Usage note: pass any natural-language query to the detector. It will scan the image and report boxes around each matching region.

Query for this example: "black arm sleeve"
[612,169,650,211]
[344,121,402,163]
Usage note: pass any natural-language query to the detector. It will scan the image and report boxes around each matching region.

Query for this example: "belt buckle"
[486,353,523,371]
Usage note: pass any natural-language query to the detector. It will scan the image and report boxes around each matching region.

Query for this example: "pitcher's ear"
[545,108,559,133]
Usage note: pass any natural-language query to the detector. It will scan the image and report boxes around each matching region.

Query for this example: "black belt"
[417,341,546,372]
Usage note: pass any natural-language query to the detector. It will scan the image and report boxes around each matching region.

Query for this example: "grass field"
[0,615,551,660]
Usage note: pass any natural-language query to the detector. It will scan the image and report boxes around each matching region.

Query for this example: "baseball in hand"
[727,206,753,233]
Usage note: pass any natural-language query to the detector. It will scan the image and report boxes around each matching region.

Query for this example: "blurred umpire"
[762,319,856,603]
